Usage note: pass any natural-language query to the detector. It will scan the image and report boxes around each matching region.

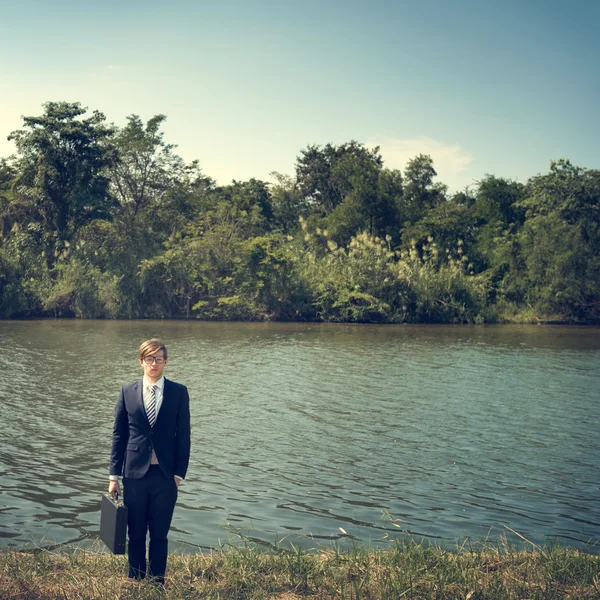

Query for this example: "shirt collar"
[143,375,165,391]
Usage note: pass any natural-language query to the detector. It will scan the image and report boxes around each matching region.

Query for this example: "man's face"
[139,349,168,381]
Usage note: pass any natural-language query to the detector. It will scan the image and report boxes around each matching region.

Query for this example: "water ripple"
[0,321,599,551]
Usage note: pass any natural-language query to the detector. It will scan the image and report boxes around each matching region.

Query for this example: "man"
[109,338,191,584]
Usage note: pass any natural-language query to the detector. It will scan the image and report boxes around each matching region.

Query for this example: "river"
[0,320,598,552]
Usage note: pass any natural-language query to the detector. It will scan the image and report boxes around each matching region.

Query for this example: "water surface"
[0,321,598,551]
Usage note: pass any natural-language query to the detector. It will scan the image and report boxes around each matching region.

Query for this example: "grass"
[1,538,599,599]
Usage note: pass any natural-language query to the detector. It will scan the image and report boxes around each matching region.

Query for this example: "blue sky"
[1,0,598,192]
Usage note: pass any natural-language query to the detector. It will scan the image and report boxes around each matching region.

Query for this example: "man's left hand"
[174,477,181,488]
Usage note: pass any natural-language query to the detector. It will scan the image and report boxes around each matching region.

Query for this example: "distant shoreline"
[1,316,599,326]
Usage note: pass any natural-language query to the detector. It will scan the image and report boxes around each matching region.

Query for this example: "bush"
[43,259,120,318]
[295,227,488,323]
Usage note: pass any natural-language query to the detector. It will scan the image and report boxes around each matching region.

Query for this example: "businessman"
[109,338,191,584]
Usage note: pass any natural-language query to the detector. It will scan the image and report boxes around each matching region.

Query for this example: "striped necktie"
[146,385,158,427]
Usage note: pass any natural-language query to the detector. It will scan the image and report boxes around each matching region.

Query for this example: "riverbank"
[1,541,598,599]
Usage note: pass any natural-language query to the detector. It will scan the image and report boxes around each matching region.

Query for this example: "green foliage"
[0,101,597,323]
[294,142,402,245]
[296,226,487,323]
[43,259,121,318]
[401,153,446,224]
[213,178,274,227]
[0,222,52,317]
[496,161,600,321]
[297,228,401,322]
[109,114,207,230]
[377,167,404,243]
[401,200,482,270]
[0,246,28,317]
[475,174,525,225]
[137,198,298,320]
[269,171,309,233]
[505,214,600,321]
[396,241,488,323]
[8,102,115,262]
[295,141,383,214]
[520,159,600,224]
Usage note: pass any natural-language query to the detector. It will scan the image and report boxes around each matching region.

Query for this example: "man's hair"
[138,338,168,361]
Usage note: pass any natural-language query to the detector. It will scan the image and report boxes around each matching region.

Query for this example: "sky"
[0,0,598,192]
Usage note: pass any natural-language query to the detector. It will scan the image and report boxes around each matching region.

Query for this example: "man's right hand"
[108,480,121,497]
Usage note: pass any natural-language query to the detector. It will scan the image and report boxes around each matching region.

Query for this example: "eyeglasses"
[143,356,165,365]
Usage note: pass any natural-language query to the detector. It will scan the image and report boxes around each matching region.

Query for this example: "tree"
[519,159,600,225]
[401,200,480,271]
[474,175,525,226]
[401,154,445,224]
[208,179,274,232]
[506,160,600,320]
[472,175,526,288]
[324,148,383,243]
[137,198,295,320]
[295,142,401,244]
[8,102,115,262]
[0,158,18,238]
[376,167,404,243]
[295,141,383,216]
[269,171,309,233]
[109,114,206,230]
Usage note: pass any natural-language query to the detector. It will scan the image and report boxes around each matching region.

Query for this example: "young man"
[109,339,191,584]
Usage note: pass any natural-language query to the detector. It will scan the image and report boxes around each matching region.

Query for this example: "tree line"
[1,101,598,323]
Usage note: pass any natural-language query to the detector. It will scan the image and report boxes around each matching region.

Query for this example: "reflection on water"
[0,321,599,551]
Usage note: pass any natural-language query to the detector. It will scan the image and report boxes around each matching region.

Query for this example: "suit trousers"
[123,465,178,583]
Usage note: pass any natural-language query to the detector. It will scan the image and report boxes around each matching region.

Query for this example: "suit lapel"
[155,378,170,427]
[134,378,151,426]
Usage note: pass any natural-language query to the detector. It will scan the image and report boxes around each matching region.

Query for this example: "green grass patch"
[1,539,599,599]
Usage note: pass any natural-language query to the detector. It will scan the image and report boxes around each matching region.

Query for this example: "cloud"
[366,136,475,192]
[103,65,125,72]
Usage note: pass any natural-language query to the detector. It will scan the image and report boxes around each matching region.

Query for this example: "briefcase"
[100,493,128,554]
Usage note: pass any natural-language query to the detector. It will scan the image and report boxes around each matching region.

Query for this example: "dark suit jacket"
[110,378,191,480]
